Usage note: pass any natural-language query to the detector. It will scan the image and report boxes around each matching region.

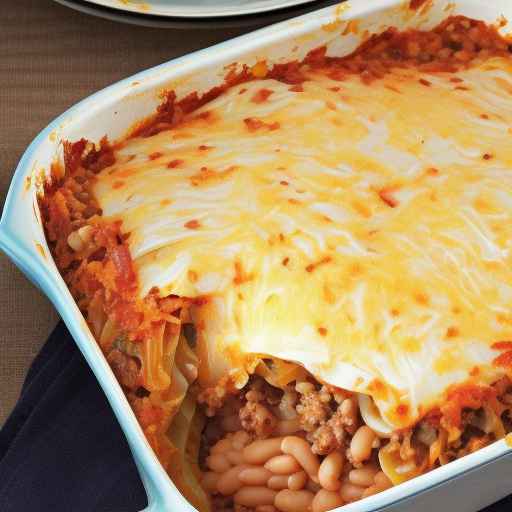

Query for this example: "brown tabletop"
[0,0,249,424]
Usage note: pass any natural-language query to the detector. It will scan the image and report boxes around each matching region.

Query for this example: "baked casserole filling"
[41,14,512,512]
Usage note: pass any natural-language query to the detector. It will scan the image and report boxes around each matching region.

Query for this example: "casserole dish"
[2,0,512,510]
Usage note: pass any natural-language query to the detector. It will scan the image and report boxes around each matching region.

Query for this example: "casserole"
[2,0,512,510]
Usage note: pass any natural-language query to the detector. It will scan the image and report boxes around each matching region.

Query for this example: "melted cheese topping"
[94,57,512,428]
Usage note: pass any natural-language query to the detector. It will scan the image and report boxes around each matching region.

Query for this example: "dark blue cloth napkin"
[0,322,511,511]
[0,322,147,512]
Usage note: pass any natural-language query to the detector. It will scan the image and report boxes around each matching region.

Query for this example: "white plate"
[55,0,336,28]
[78,0,316,18]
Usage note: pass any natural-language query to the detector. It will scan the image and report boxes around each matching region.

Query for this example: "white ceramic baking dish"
[2,1,512,510]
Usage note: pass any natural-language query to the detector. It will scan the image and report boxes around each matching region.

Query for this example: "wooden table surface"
[0,0,249,424]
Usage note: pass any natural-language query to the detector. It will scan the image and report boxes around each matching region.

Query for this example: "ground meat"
[296,387,332,431]
[239,401,277,438]
[295,385,363,454]
[309,407,348,455]
[244,377,283,406]
[309,423,341,455]
[106,349,140,390]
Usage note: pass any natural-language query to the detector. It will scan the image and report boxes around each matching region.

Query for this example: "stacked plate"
[55,0,339,28]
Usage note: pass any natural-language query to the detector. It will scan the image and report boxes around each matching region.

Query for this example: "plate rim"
[54,0,338,28]
[74,0,319,18]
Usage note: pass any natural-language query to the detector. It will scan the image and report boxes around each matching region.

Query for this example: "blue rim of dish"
[54,0,340,29]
